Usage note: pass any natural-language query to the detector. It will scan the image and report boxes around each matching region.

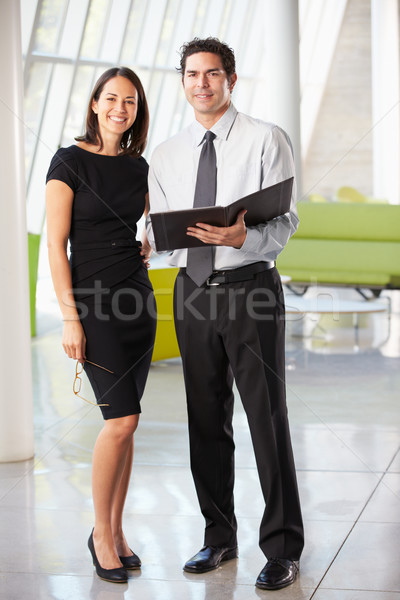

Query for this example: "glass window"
[20,0,39,57]
[136,0,169,68]
[165,0,198,66]
[24,61,53,177]
[58,0,90,59]
[62,65,97,145]
[32,0,66,54]
[21,0,342,235]
[154,0,181,67]
[99,0,131,64]
[80,0,109,60]
[147,72,183,154]
[27,62,74,234]
[119,0,148,65]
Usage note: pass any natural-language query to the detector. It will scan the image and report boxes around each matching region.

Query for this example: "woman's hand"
[62,320,86,362]
[141,193,153,268]
[140,239,153,269]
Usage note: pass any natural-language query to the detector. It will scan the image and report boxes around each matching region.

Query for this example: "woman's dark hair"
[178,37,236,80]
[75,67,149,157]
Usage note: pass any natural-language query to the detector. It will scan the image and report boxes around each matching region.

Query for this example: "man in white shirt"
[147,37,304,591]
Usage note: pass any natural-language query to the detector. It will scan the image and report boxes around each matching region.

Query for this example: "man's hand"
[186,209,247,248]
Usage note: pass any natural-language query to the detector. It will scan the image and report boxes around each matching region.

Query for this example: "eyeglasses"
[73,360,114,406]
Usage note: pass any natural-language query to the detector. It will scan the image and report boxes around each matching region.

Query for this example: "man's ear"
[229,73,238,93]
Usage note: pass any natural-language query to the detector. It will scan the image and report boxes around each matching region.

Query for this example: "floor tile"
[360,473,400,523]
[0,476,24,502]
[291,427,400,473]
[1,288,399,599]
[389,450,400,473]
[297,470,380,521]
[0,572,314,600]
[320,522,400,592]
[313,589,400,599]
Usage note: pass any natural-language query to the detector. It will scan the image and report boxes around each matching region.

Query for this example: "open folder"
[151,176,294,252]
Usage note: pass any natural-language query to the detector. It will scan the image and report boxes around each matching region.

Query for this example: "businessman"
[147,37,304,591]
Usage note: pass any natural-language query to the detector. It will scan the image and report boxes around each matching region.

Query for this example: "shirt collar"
[190,103,238,147]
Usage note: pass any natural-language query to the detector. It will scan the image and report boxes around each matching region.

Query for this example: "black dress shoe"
[184,545,238,573]
[119,549,141,570]
[256,558,299,590]
[88,530,128,583]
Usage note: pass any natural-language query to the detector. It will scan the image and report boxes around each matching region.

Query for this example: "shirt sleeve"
[46,147,79,192]
[240,125,299,259]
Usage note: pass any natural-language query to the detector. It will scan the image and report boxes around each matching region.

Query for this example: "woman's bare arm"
[46,179,86,361]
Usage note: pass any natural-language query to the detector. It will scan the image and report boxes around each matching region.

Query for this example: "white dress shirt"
[147,103,299,270]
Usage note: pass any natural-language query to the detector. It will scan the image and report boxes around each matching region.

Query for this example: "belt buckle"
[206,276,220,286]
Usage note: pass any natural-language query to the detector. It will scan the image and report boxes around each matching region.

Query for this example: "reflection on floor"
[1,287,399,600]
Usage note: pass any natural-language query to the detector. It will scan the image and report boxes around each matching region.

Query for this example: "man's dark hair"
[178,37,236,80]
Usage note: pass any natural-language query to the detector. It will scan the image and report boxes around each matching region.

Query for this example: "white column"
[371,0,400,204]
[0,0,34,461]
[262,0,302,197]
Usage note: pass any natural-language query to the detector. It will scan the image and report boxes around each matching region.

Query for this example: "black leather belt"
[181,261,275,286]
[71,239,141,251]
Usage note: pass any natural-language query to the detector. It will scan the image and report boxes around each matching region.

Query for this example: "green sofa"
[276,202,400,294]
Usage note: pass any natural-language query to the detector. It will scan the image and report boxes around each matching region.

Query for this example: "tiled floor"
[1,286,399,599]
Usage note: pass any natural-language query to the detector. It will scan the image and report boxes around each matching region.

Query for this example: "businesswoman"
[46,67,156,583]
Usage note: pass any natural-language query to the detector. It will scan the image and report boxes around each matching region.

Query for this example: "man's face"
[182,52,237,124]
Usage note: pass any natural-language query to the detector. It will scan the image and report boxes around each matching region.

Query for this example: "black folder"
[151,177,294,252]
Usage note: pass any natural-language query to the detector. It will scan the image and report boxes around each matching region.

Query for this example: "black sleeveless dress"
[46,145,157,419]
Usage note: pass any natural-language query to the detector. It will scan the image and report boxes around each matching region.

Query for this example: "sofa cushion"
[294,203,400,242]
[276,239,400,287]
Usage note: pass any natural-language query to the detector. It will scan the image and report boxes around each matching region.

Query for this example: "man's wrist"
[234,230,247,249]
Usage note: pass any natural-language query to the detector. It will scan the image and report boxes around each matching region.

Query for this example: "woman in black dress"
[46,67,156,583]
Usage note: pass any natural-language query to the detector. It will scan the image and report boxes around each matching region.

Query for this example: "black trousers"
[173,267,304,560]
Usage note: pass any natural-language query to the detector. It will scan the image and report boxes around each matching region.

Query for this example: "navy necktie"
[186,131,217,286]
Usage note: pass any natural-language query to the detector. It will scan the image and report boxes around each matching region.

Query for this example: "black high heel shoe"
[88,530,128,583]
[119,549,141,570]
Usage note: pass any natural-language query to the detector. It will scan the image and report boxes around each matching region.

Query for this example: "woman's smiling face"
[92,76,138,138]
